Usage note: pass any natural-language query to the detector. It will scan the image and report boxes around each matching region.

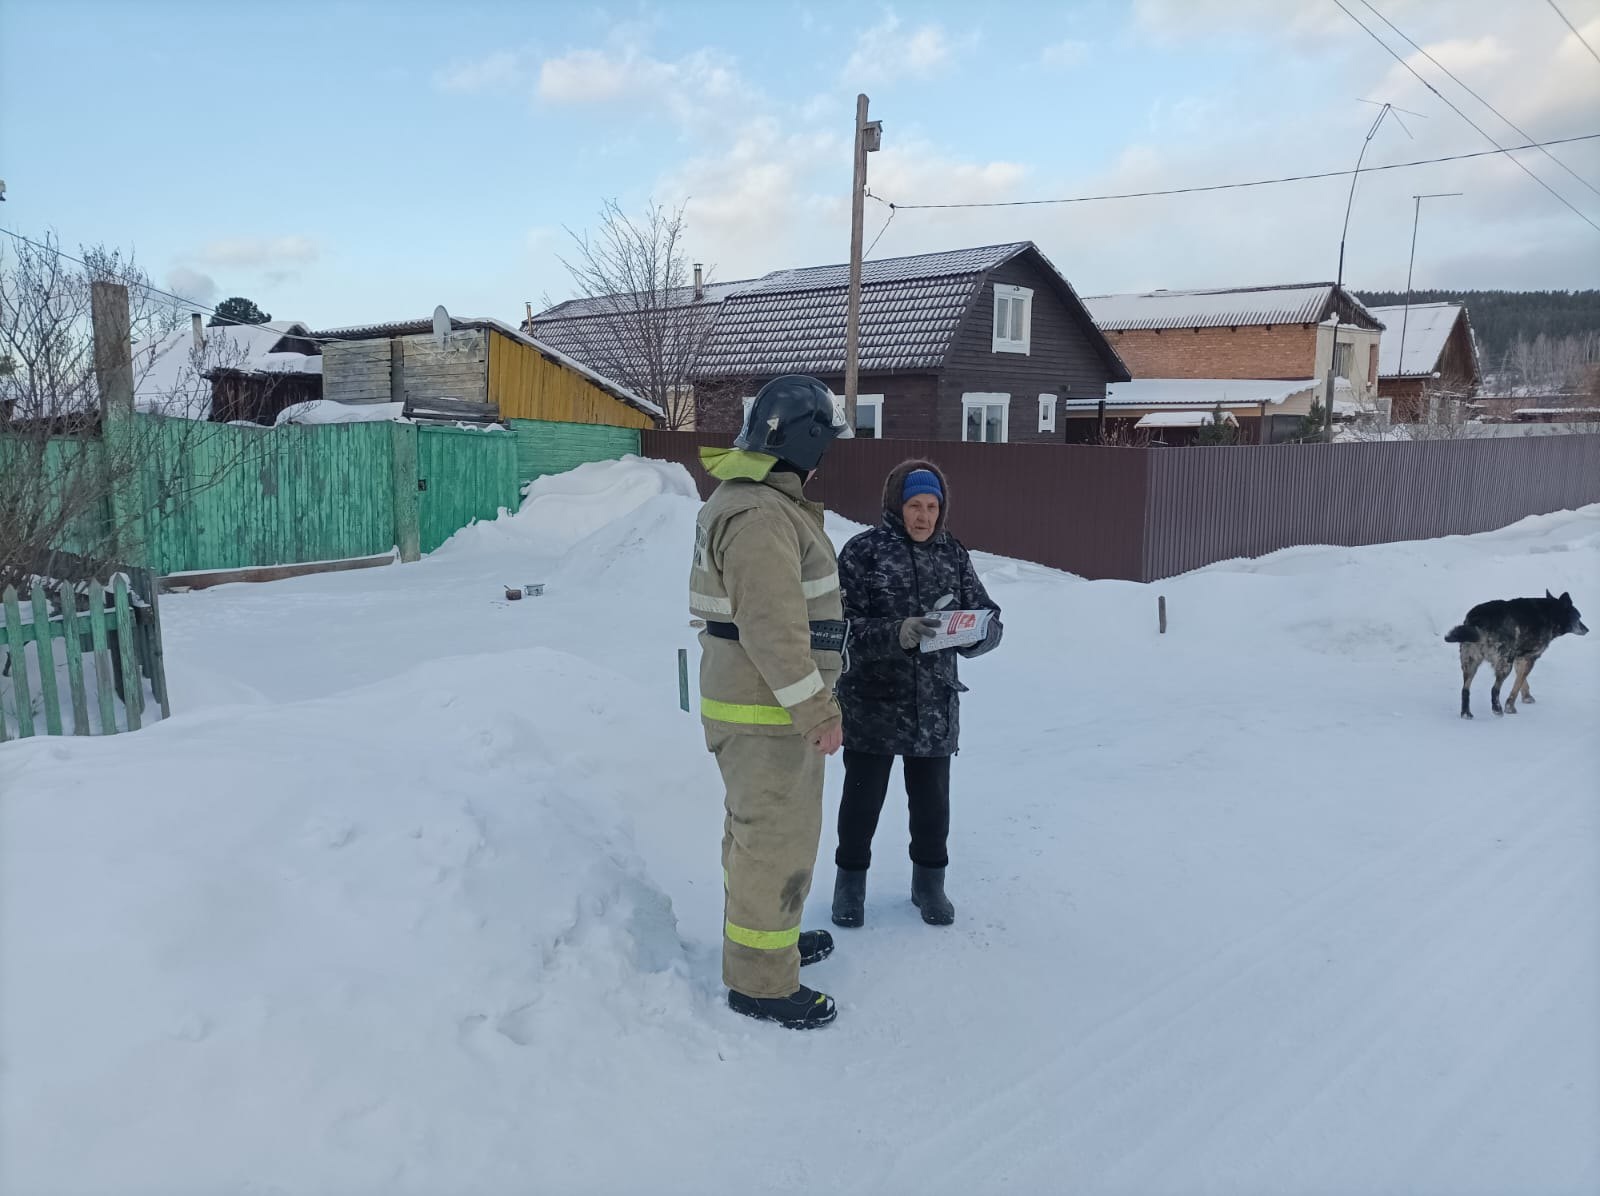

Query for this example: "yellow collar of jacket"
[700,447,778,481]
[699,447,822,522]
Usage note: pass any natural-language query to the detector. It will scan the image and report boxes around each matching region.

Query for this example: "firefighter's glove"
[899,615,942,650]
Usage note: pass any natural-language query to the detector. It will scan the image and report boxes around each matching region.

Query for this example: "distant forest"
[1354,289,1600,369]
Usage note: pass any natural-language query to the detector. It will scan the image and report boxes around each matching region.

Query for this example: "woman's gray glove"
[899,615,942,650]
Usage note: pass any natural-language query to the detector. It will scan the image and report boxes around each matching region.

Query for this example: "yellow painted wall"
[487,330,654,429]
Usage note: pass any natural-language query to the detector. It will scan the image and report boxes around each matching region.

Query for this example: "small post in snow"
[1158,595,1167,635]
[677,648,690,713]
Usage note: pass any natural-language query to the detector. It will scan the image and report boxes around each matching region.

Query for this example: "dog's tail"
[1444,624,1478,643]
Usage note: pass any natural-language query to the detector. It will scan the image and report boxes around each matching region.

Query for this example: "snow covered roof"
[133,320,320,418]
[1367,303,1467,378]
[1084,283,1383,332]
[1136,410,1238,428]
[1068,378,1320,411]
[311,315,662,420]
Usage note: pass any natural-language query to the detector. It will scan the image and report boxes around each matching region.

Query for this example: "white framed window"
[1038,393,1057,434]
[962,393,1010,443]
[992,284,1033,355]
[854,394,884,438]
[1333,342,1353,379]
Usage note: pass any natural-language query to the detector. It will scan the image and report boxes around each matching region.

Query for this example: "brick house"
[688,242,1129,442]
[1366,302,1481,423]
[1080,283,1386,442]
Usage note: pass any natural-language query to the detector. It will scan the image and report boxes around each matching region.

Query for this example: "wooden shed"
[315,314,659,429]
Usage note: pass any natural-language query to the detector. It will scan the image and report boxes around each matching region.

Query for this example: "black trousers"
[835,750,951,871]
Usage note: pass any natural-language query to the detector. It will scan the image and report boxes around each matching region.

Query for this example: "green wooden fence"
[136,417,398,576]
[0,575,170,740]
[509,419,641,484]
[417,425,521,554]
[13,413,603,584]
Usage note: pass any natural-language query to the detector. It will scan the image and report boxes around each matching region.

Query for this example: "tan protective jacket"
[689,450,843,739]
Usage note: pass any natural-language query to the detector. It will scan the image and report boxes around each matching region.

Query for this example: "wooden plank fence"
[0,574,170,741]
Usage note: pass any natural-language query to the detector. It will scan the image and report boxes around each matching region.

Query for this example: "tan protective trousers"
[708,727,824,999]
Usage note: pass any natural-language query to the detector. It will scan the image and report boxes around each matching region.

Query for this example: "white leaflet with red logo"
[920,608,993,652]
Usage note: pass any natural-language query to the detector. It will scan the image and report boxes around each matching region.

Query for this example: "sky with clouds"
[3,0,1597,328]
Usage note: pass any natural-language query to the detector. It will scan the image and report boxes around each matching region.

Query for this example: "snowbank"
[0,649,717,1194]
[2,457,1597,1195]
[438,455,699,561]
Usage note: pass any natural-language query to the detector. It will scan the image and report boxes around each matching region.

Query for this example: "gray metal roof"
[535,278,754,321]
[1083,283,1384,332]
[692,243,1035,378]
[746,243,1031,295]
[528,302,721,384]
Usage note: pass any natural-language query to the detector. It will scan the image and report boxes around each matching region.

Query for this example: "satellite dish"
[432,305,450,347]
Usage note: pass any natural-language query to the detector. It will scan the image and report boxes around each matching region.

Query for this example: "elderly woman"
[831,461,1002,928]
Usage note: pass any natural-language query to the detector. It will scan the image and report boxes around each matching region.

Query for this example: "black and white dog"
[1445,590,1588,718]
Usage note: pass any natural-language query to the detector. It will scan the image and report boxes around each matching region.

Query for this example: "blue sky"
[4,0,1597,329]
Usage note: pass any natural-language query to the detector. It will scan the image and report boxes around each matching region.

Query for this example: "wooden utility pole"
[91,281,134,423]
[91,281,145,568]
[844,93,872,431]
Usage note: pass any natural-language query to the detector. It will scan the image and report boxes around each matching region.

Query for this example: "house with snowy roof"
[687,242,1130,442]
[134,315,323,424]
[1365,302,1481,423]
[1081,283,1386,443]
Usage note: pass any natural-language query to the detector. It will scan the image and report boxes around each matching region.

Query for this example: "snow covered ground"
[3,458,1597,1195]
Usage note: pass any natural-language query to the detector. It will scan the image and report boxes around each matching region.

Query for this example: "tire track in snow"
[880,754,1590,1193]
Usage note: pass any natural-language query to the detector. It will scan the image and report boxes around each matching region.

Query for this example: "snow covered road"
[3,460,1596,1195]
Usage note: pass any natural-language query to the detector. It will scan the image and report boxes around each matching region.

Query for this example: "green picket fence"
[0,575,170,741]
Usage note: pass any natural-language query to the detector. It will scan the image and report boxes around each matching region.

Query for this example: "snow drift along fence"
[639,431,1600,582]
[0,573,169,741]
[416,424,520,555]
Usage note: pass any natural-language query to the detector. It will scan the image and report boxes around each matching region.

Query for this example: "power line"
[864,206,897,257]
[1331,0,1600,234]
[873,133,1600,210]
[1547,0,1600,68]
[1358,0,1600,200]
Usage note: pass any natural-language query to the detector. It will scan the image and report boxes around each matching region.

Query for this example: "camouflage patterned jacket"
[836,460,1002,758]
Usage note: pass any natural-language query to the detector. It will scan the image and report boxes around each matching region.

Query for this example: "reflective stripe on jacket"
[690,449,843,738]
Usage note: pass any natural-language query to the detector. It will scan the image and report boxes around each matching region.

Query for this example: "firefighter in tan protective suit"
[690,375,853,1030]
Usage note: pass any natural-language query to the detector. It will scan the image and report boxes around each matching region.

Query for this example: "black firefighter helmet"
[735,375,853,472]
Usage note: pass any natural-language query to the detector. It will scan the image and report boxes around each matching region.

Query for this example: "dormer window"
[992,284,1032,354]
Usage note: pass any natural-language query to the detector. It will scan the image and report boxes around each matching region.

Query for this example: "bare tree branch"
[1,232,288,591]
[538,199,712,430]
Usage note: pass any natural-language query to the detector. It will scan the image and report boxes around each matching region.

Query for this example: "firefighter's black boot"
[728,985,838,1030]
[799,929,834,966]
[831,867,867,928]
[911,864,955,925]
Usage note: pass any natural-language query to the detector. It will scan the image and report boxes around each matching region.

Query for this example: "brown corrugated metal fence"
[639,431,1600,582]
